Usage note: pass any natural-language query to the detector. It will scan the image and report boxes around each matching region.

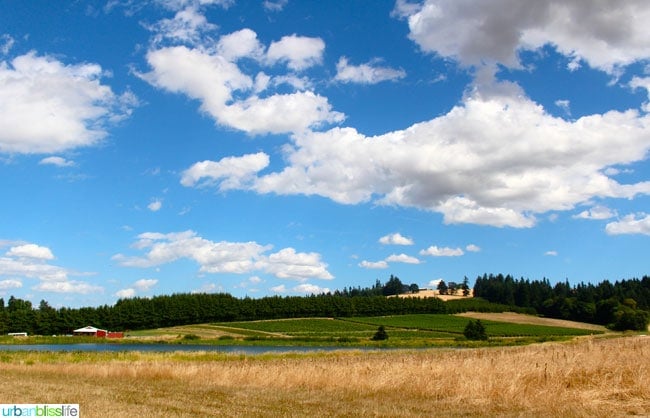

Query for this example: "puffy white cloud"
[335,57,406,84]
[217,29,264,61]
[399,0,650,72]
[606,213,650,236]
[293,283,330,294]
[114,230,333,281]
[379,233,414,246]
[7,244,54,260]
[420,246,464,257]
[181,152,270,189]
[39,156,75,167]
[0,52,135,154]
[142,46,342,135]
[1,242,100,294]
[262,247,333,281]
[115,288,136,298]
[358,260,388,269]
[115,278,158,299]
[271,283,330,295]
[218,91,343,134]
[148,199,163,212]
[545,250,558,256]
[266,35,325,71]
[573,205,617,220]
[240,88,650,227]
[386,253,421,264]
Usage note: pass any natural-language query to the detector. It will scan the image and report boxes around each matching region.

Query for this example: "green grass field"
[4,313,603,348]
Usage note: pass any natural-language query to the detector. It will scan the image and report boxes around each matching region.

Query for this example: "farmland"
[1,335,648,417]
[121,313,606,348]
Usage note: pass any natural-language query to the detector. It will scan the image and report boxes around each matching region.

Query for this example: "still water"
[0,344,378,354]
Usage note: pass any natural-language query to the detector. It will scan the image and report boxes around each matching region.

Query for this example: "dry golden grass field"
[1,335,648,417]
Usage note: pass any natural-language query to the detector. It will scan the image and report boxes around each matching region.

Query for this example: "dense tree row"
[473,274,650,330]
[2,274,648,335]
[0,293,446,336]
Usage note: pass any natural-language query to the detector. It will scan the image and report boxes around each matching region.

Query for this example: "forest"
[0,274,648,335]
[472,274,650,331]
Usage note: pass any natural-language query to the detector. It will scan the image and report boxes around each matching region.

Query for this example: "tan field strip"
[1,335,648,417]
[456,311,609,331]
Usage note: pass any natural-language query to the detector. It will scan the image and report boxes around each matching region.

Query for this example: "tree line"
[473,274,650,331]
[0,291,446,336]
[1,274,648,335]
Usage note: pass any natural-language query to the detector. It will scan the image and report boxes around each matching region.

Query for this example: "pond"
[0,343,381,354]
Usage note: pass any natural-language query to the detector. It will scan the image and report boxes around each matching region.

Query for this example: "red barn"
[73,326,107,337]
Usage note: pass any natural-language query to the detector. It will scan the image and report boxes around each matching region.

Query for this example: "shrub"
[463,320,488,340]
[371,326,389,341]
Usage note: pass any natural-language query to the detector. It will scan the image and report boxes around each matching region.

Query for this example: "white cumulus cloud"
[0,52,135,154]
[386,253,421,264]
[113,230,333,281]
[420,246,464,257]
[379,233,414,246]
[399,0,650,73]
[266,34,325,71]
[606,213,650,236]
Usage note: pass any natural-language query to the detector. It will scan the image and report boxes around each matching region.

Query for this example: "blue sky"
[1,0,650,308]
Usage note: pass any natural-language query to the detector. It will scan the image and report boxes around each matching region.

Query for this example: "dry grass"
[1,336,648,417]
[456,311,609,332]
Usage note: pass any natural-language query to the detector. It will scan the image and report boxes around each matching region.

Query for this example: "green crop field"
[345,314,600,337]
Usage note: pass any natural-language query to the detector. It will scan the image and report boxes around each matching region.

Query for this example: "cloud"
[181,153,270,189]
[335,57,406,84]
[113,230,333,281]
[271,283,330,295]
[266,34,325,71]
[399,0,650,73]
[605,213,650,236]
[420,246,464,257]
[216,28,265,61]
[141,45,343,135]
[148,199,163,212]
[115,278,158,299]
[238,86,650,227]
[1,242,101,294]
[545,250,558,256]
[465,244,481,252]
[39,156,75,167]
[33,280,102,294]
[0,34,15,55]
[0,52,136,154]
[379,233,414,246]
[263,247,333,281]
[7,244,54,260]
[133,278,158,291]
[0,279,22,291]
[385,253,421,264]
[573,205,617,220]
[358,260,388,269]
[115,288,136,298]
[630,76,650,112]
[148,5,217,46]
[263,0,288,12]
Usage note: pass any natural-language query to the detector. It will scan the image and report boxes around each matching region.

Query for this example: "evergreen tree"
[463,319,488,340]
